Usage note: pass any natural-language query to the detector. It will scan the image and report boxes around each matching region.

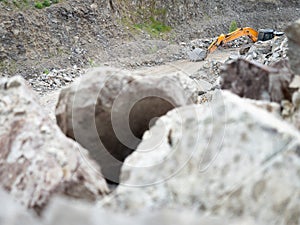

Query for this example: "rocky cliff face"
[0,0,298,77]
[111,0,299,36]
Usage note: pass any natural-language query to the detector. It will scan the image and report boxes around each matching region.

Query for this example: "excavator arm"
[208,27,259,53]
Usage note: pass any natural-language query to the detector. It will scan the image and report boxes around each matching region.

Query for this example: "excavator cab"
[257,29,274,41]
[257,29,284,41]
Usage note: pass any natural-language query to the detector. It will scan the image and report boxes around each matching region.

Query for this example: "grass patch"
[34,1,43,8]
[42,0,50,7]
[134,17,171,37]
[0,0,60,9]
[35,0,58,9]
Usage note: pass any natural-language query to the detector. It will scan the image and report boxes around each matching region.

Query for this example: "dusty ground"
[39,48,236,120]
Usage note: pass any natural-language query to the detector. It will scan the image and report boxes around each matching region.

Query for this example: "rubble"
[106,91,300,225]
[55,67,197,183]
[27,67,86,94]
[0,76,109,213]
[241,36,288,65]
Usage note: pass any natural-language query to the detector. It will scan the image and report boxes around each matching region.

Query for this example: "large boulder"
[286,18,300,75]
[0,76,108,213]
[55,67,197,183]
[106,91,300,225]
[187,47,207,61]
[221,58,294,102]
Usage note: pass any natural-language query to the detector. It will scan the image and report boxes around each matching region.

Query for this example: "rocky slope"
[0,0,299,80]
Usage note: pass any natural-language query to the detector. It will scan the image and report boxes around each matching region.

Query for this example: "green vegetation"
[117,3,172,38]
[43,68,50,75]
[0,0,59,9]
[34,1,42,8]
[133,17,172,37]
[42,0,50,7]
[88,58,95,67]
[35,0,58,9]
[229,20,238,33]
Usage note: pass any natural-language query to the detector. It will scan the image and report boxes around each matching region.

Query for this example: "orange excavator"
[208,27,284,53]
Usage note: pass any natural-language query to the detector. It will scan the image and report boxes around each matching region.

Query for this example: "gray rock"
[286,18,300,75]
[221,58,294,102]
[187,48,207,61]
[55,67,197,183]
[248,40,272,55]
[0,76,109,213]
[106,91,300,225]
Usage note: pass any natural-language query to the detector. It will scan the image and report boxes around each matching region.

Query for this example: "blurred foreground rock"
[286,18,300,75]
[0,188,38,225]
[106,91,300,225]
[221,58,294,102]
[0,76,108,213]
[0,187,259,225]
[56,67,197,183]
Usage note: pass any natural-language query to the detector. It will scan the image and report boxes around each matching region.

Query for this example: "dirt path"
[39,48,236,121]
[133,48,236,76]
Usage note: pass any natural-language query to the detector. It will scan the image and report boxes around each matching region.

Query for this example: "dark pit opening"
[95,96,175,185]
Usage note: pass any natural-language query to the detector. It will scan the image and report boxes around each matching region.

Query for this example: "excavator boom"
[208,27,259,53]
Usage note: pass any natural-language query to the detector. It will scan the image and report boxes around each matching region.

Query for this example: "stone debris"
[240,36,288,65]
[27,67,86,94]
[0,76,109,213]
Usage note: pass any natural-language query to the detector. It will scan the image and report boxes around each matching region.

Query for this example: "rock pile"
[241,36,288,65]
[28,66,86,94]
